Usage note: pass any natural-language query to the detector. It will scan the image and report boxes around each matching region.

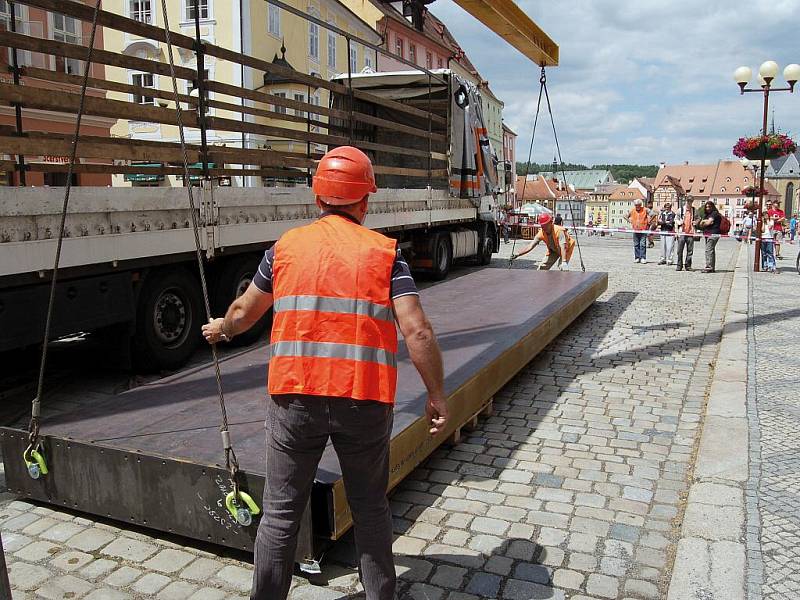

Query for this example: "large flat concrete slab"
[2,268,607,551]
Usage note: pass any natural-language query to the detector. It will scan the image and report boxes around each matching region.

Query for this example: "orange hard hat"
[539,213,553,226]
[312,146,377,205]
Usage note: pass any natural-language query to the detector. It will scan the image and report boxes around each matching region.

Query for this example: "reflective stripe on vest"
[273,295,393,322]
[270,340,397,368]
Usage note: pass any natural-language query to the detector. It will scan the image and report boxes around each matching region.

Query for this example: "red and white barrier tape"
[539,224,786,241]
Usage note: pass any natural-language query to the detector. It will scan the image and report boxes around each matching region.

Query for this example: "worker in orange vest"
[510,213,575,270]
[625,198,650,263]
[202,146,447,600]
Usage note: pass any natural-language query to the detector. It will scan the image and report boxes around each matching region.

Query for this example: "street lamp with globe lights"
[734,61,799,270]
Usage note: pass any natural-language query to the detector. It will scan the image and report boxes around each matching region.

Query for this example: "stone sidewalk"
[2,236,745,599]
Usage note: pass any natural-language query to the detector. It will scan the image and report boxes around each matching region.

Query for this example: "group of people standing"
[625,196,723,273]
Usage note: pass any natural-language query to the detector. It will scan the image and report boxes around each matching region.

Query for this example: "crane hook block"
[23,446,49,479]
[225,491,261,526]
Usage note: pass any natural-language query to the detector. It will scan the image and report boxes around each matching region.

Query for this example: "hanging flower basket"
[742,185,768,198]
[733,133,797,160]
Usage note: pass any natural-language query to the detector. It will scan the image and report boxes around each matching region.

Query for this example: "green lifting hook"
[23,445,49,480]
[225,490,260,526]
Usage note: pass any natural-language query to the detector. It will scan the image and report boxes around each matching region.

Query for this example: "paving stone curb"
[666,244,749,600]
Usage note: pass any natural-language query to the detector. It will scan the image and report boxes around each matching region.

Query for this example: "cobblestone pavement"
[746,245,800,600]
[1,236,740,599]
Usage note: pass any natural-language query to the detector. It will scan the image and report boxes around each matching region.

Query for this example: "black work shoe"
[685,266,693,271]
[676,266,683,271]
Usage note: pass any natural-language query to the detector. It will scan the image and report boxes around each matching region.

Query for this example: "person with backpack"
[657,201,676,265]
[698,201,723,273]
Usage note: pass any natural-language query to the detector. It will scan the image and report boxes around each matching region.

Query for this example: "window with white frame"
[327,28,336,69]
[0,2,30,66]
[267,4,280,36]
[309,93,320,130]
[185,0,209,21]
[349,44,357,73]
[425,51,432,69]
[272,91,287,114]
[131,72,155,105]
[308,20,319,61]
[409,43,416,65]
[52,13,82,75]
[130,0,153,23]
[395,37,404,59]
[364,51,373,71]
[294,92,306,118]
[437,57,443,68]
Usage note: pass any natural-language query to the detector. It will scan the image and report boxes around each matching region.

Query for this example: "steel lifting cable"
[24,0,103,480]
[542,73,586,272]
[159,0,259,526]
[508,66,546,268]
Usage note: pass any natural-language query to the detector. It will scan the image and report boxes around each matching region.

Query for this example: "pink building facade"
[373,8,456,72]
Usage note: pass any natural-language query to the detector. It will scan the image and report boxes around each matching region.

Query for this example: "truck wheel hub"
[154,290,188,345]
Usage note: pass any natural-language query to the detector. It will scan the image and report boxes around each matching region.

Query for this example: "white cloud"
[431,0,800,165]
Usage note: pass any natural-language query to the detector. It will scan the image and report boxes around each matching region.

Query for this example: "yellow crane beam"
[449,0,559,67]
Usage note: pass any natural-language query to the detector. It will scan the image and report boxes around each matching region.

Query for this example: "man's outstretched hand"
[426,394,448,435]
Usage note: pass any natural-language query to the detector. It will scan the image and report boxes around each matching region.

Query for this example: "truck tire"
[432,233,453,281]
[477,231,494,265]
[133,268,203,372]
[213,256,272,347]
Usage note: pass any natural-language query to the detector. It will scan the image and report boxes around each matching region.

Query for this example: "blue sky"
[431,0,800,166]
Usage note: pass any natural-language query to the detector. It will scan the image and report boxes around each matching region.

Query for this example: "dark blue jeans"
[633,232,647,260]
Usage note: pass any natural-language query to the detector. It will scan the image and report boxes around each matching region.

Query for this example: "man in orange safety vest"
[510,213,575,270]
[202,146,447,600]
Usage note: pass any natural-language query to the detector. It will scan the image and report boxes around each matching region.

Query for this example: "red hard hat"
[312,146,377,205]
[538,213,553,226]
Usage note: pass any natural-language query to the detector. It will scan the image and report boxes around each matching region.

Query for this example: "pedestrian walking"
[646,199,658,248]
[790,214,797,243]
[675,196,696,271]
[761,216,777,272]
[743,212,754,244]
[698,200,722,273]
[202,147,447,600]
[500,210,511,244]
[625,199,650,263]
[658,202,676,265]
[767,201,786,258]
[511,213,575,270]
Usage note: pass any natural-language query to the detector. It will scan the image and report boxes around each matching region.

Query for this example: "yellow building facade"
[105,0,379,187]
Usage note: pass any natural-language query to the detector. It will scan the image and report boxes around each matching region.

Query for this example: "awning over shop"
[124,163,165,183]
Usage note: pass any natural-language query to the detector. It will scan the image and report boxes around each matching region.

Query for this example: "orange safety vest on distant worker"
[268,214,399,404]
[539,225,576,262]
[629,207,649,231]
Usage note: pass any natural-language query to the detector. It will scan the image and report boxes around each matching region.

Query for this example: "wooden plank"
[21,66,197,106]
[205,116,350,148]
[205,98,330,131]
[0,83,199,129]
[21,162,305,179]
[0,30,195,80]
[373,166,447,178]
[204,80,345,120]
[451,0,559,66]
[0,135,199,163]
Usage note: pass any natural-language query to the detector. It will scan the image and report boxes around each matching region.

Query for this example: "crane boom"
[449,0,558,66]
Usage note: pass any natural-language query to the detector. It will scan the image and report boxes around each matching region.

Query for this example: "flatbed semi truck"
[0,0,504,371]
